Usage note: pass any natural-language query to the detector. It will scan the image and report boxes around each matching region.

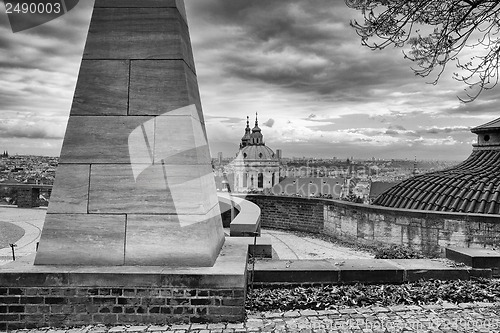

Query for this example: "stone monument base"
[0,239,248,331]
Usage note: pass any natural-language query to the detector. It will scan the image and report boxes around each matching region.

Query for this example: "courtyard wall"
[243,195,500,256]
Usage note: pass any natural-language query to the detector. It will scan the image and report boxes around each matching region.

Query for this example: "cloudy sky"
[0,0,497,160]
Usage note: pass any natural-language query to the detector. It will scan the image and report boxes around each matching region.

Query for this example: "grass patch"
[247,279,500,311]
[0,221,25,249]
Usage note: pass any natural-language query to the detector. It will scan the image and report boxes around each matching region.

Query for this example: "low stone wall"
[245,195,500,256]
[0,285,244,330]
[0,237,249,330]
[16,188,40,208]
[242,195,323,234]
[224,194,261,237]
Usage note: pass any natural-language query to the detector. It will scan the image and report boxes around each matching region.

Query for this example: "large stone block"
[47,164,90,214]
[88,163,218,215]
[59,116,154,164]
[70,60,129,116]
[125,209,224,266]
[129,60,201,117]
[83,7,194,70]
[94,0,188,25]
[34,214,126,266]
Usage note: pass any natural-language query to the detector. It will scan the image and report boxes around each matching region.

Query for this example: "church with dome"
[230,114,280,193]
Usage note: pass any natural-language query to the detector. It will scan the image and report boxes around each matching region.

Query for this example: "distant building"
[217,152,223,165]
[276,149,282,160]
[1,151,8,158]
[232,114,280,192]
[374,117,500,214]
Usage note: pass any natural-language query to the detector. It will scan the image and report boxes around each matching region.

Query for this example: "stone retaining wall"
[245,195,500,256]
[0,238,249,330]
[240,195,323,234]
[0,285,244,331]
[16,188,40,208]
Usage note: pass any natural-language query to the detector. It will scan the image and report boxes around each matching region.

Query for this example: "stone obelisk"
[34,0,225,267]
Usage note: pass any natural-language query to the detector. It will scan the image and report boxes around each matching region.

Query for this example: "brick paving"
[6,303,500,333]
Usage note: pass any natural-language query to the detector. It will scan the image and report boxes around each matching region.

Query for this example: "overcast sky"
[0,0,497,160]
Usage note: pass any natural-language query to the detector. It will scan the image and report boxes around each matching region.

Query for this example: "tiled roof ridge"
[373,149,500,214]
[472,117,500,132]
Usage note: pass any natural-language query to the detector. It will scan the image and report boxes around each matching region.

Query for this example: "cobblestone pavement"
[7,303,500,333]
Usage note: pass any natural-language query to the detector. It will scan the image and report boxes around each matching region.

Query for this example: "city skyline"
[0,0,497,160]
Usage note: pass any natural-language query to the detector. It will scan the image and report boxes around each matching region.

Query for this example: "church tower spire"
[251,112,263,145]
[240,116,251,149]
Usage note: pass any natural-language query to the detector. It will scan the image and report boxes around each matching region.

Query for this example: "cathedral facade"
[231,114,280,193]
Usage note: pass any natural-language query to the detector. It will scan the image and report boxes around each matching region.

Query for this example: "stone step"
[446,247,500,276]
[250,259,491,286]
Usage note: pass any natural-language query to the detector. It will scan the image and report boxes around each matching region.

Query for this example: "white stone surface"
[0,206,46,264]
[261,228,374,260]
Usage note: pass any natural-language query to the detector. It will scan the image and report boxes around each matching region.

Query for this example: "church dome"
[373,117,500,214]
[238,145,277,160]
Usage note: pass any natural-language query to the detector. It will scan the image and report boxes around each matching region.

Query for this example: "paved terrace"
[1,207,500,332]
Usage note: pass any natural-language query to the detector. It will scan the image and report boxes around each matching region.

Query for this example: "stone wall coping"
[0,183,52,189]
[245,194,500,223]
[218,194,261,236]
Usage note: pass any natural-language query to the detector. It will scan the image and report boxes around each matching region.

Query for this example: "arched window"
[258,173,264,188]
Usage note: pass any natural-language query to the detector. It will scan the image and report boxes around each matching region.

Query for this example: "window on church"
[258,173,264,188]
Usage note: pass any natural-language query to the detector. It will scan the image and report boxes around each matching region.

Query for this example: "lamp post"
[9,243,17,261]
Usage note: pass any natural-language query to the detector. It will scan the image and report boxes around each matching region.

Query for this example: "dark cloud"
[389,125,407,131]
[385,129,399,136]
[0,123,63,139]
[422,126,469,135]
[263,118,275,127]
[187,0,411,102]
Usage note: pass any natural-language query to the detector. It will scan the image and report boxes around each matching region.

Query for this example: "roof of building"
[472,117,500,133]
[271,177,343,198]
[241,116,251,142]
[238,145,277,160]
[369,181,400,199]
[374,118,500,215]
[373,149,500,214]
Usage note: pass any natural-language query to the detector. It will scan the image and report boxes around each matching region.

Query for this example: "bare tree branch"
[346,0,500,102]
